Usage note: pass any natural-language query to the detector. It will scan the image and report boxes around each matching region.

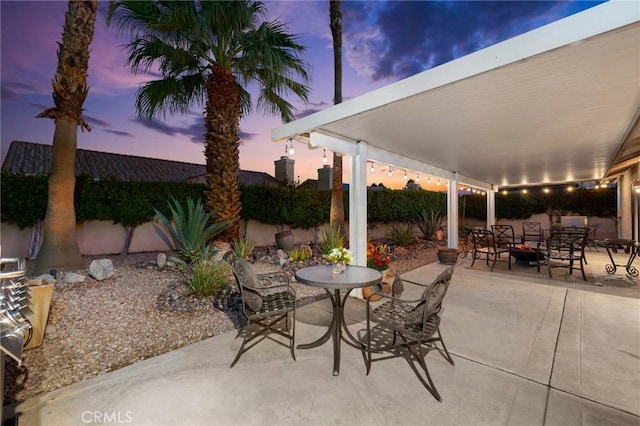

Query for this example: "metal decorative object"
[1,258,33,365]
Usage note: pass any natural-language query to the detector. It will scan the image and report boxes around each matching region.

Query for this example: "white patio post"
[349,142,368,298]
[447,173,459,249]
[487,187,496,228]
[348,141,368,265]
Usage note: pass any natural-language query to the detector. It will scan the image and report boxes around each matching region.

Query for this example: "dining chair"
[470,229,512,271]
[522,222,543,243]
[357,265,456,402]
[541,230,588,281]
[228,258,296,367]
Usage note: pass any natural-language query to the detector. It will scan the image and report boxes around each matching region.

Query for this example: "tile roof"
[2,141,280,186]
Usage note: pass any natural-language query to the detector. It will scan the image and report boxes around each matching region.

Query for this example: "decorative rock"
[166,261,176,268]
[157,253,167,269]
[63,272,86,284]
[34,274,56,285]
[89,259,115,281]
[213,240,232,251]
[44,324,58,340]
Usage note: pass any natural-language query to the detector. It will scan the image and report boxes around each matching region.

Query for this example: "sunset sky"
[0,1,603,189]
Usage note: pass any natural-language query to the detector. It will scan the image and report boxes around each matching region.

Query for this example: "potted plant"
[363,243,394,301]
[325,247,353,274]
[437,247,459,264]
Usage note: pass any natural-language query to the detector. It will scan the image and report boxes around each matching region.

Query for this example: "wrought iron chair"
[357,265,456,402]
[470,229,512,271]
[541,230,588,280]
[522,222,543,243]
[586,224,600,252]
[229,258,296,368]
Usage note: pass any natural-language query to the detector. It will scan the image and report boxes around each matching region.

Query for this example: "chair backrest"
[523,222,542,241]
[471,229,493,249]
[491,225,516,247]
[424,266,455,317]
[408,266,455,326]
[547,230,588,255]
[229,258,263,312]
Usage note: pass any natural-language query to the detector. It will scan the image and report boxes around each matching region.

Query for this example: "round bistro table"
[294,264,382,376]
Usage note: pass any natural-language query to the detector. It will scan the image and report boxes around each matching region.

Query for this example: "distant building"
[2,141,281,186]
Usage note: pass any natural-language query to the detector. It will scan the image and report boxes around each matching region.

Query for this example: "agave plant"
[231,236,256,259]
[320,224,347,255]
[414,210,446,241]
[154,197,229,263]
[386,223,417,246]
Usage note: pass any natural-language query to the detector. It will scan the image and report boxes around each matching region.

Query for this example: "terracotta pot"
[362,269,395,301]
[437,248,459,264]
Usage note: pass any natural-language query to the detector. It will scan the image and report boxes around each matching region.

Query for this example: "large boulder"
[89,259,115,281]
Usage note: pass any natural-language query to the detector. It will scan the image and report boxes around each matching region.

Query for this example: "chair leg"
[409,341,442,402]
[289,311,296,361]
[490,254,498,271]
[230,329,250,368]
[434,329,455,366]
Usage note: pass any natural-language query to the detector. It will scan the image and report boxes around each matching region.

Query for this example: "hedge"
[0,171,616,230]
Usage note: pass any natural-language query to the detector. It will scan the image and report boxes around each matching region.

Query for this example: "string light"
[502,190,508,195]
[437,178,441,186]
[403,169,408,180]
[416,173,420,182]
[370,162,375,173]
[567,186,573,192]
[522,189,528,194]
[427,175,431,184]
[388,167,393,177]
[543,187,550,193]
[288,141,295,155]
[322,149,327,164]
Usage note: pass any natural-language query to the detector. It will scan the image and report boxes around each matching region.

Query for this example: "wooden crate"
[24,281,54,350]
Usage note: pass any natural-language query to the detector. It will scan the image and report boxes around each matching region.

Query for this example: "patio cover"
[272,1,640,264]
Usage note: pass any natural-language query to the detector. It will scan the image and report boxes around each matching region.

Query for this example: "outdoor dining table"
[294,264,382,376]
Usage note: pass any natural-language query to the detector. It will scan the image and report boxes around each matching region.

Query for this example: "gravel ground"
[3,243,439,404]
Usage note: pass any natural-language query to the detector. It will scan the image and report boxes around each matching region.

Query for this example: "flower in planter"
[325,247,353,264]
[367,244,391,271]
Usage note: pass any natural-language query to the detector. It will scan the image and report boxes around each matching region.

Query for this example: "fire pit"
[510,246,544,266]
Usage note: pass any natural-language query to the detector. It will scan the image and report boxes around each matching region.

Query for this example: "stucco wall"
[0,214,619,259]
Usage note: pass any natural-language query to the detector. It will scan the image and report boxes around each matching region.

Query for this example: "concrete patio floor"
[11,250,640,425]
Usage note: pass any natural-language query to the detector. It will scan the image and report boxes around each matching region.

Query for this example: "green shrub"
[386,223,417,246]
[414,210,445,240]
[173,248,233,297]
[232,236,256,259]
[289,245,313,262]
[320,224,347,255]
[154,197,229,263]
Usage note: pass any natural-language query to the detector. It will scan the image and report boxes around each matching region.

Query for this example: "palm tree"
[34,1,98,274]
[106,1,310,241]
[329,0,344,227]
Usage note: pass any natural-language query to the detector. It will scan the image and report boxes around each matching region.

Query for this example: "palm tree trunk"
[35,123,83,273]
[329,0,344,226]
[204,64,241,242]
[34,0,97,274]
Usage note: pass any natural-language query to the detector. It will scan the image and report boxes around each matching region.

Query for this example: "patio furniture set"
[468,222,638,281]
[227,257,457,402]
[470,223,590,280]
